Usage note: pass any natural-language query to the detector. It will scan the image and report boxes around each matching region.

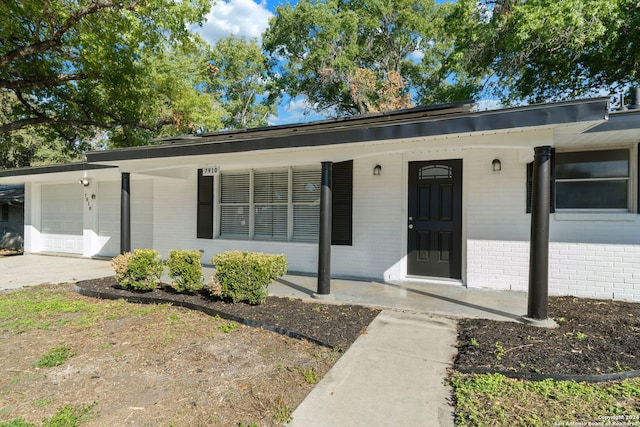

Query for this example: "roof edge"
[85,98,609,164]
[0,162,116,178]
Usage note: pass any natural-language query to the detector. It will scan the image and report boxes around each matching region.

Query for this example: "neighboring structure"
[1,98,639,302]
[0,184,25,251]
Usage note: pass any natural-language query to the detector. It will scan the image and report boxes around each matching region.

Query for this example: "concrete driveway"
[0,254,114,290]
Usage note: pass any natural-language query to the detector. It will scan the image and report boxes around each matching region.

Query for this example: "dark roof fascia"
[152,100,476,144]
[585,108,640,133]
[86,98,610,163]
[0,162,116,178]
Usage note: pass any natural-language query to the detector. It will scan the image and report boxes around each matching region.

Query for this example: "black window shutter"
[526,149,555,213]
[197,169,214,239]
[331,160,353,245]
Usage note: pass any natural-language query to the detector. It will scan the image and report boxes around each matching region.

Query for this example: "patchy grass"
[450,372,640,427]
[0,286,161,333]
[0,403,95,427]
[0,283,343,426]
[35,345,75,368]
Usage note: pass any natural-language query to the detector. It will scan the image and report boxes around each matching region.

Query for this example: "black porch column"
[120,172,131,254]
[315,161,333,298]
[526,146,552,323]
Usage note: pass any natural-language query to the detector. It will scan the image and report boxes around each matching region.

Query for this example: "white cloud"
[475,99,503,111]
[269,96,325,125]
[409,49,424,63]
[194,0,273,45]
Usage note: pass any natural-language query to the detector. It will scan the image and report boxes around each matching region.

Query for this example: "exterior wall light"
[492,158,502,172]
[79,178,90,187]
[373,164,382,176]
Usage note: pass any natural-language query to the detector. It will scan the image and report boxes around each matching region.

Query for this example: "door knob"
[408,224,414,229]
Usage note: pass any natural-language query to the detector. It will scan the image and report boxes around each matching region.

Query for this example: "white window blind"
[292,168,320,242]
[254,170,288,240]
[218,166,320,242]
[220,172,250,238]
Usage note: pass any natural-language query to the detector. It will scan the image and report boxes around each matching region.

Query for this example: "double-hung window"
[219,167,321,242]
[555,149,630,210]
[220,172,250,238]
[254,170,289,241]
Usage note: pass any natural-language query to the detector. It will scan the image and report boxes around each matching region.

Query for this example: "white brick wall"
[464,145,640,302]
[468,240,640,302]
[333,155,404,279]
[150,158,407,278]
[129,132,640,302]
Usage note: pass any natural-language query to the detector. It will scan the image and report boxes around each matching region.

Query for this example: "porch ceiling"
[554,110,640,148]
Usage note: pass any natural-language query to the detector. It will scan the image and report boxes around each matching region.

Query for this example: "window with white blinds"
[254,170,288,240]
[292,168,320,241]
[220,172,250,239]
[219,167,320,242]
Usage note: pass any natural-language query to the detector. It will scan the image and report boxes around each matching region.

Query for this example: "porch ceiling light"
[373,164,382,176]
[492,158,502,172]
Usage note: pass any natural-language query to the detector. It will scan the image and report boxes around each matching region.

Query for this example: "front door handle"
[408,224,414,229]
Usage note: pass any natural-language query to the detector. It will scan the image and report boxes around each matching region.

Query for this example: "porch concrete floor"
[269,274,529,323]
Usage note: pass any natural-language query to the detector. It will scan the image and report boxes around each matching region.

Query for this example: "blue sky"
[190,0,477,125]
[191,0,319,125]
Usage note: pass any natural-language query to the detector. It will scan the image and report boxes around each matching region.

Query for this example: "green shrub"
[212,251,287,305]
[111,249,163,291]
[166,250,204,293]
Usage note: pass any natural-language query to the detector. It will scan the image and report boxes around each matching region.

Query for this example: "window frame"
[554,147,636,213]
[526,146,637,214]
[217,166,321,242]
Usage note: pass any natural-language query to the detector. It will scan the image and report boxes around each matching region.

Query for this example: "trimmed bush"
[111,249,163,291]
[166,249,204,293]
[212,251,287,305]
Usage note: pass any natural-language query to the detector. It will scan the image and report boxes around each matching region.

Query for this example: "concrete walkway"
[290,312,457,427]
[0,253,114,289]
[0,254,530,427]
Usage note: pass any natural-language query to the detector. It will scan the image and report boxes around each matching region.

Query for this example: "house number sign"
[202,166,220,176]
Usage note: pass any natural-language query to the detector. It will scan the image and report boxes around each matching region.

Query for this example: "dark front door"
[407,160,462,279]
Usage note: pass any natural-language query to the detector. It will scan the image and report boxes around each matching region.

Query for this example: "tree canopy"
[453,0,640,104]
[0,0,221,167]
[263,0,480,117]
[208,36,275,129]
[4,0,640,168]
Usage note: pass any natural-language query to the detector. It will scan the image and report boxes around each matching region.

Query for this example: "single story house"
[1,98,639,302]
[0,184,24,251]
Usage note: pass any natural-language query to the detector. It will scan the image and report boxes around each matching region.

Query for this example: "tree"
[263,0,479,117]
[453,0,638,104]
[0,91,82,168]
[207,36,276,129]
[0,0,219,163]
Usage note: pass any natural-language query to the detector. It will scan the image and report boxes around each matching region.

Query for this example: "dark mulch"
[76,276,381,352]
[455,296,640,378]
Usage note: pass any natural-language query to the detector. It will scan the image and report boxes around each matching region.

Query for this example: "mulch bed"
[77,278,640,380]
[76,276,381,352]
[455,296,640,380]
